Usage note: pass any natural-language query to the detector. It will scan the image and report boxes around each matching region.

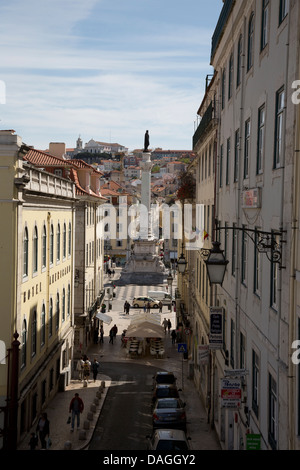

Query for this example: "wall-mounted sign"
[198,345,209,365]
[209,307,223,349]
[242,188,261,209]
[221,378,242,409]
[246,434,261,450]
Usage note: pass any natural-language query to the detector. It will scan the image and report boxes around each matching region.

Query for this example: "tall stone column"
[140,150,152,240]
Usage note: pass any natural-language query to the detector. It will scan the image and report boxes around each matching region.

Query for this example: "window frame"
[257,104,265,174]
[261,0,269,51]
[33,226,38,274]
[244,119,251,179]
[247,13,255,72]
[23,227,29,278]
[274,87,285,169]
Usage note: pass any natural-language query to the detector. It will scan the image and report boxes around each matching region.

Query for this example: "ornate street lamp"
[167,270,173,288]
[177,252,187,274]
[202,241,229,285]
[167,270,173,310]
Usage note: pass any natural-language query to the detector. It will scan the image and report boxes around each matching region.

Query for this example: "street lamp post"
[167,270,173,311]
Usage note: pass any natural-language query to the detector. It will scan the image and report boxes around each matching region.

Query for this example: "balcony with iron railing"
[211,0,235,62]
[193,101,217,150]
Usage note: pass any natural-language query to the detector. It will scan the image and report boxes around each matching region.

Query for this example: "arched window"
[57,223,61,261]
[41,304,46,346]
[67,284,71,316]
[32,310,37,357]
[56,293,60,330]
[33,226,38,273]
[23,227,29,277]
[62,288,66,322]
[247,13,254,71]
[50,224,54,264]
[68,222,72,257]
[236,34,243,87]
[21,319,27,368]
[63,223,66,259]
[49,298,53,337]
[42,225,47,268]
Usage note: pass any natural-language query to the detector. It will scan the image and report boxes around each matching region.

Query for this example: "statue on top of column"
[143,130,150,152]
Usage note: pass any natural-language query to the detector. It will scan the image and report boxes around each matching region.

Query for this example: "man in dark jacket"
[69,393,84,431]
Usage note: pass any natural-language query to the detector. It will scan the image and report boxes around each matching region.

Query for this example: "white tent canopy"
[125,321,164,338]
[130,312,161,325]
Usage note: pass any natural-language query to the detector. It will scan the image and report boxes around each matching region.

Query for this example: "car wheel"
[153,304,158,308]
[133,304,139,308]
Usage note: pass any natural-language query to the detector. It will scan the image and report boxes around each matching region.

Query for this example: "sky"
[0,0,222,152]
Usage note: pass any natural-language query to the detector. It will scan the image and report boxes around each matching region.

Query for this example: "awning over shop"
[96,311,112,325]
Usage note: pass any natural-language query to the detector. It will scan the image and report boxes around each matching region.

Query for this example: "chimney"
[49,142,66,159]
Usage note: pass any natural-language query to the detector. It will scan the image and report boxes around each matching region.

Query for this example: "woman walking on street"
[36,412,50,449]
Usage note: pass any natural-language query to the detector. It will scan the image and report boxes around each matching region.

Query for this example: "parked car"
[152,398,187,431]
[148,290,174,305]
[153,371,177,386]
[132,296,159,308]
[152,384,180,403]
[146,428,191,451]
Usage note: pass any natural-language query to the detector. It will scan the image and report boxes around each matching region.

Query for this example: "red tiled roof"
[24,148,71,166]
[24,149,106,201]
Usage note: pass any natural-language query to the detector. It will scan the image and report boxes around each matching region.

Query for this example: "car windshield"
[155,440,189,451]
[157,400,179,409]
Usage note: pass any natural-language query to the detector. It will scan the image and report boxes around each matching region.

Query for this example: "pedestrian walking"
[158,301,163,313]
[69,393,84,431]
[147,301,151,313]
[171,329,177,344]
[36,412,50,449]
[92,358,100,382]
[82,356,91,384]
[167,319,172,333]
[124,301,127,313]
[99,325,104,343]
[112,324,118,336]
[162,318,168,333]
[76,356,84,381]
[126,302,130,315]
[109,327,114,344]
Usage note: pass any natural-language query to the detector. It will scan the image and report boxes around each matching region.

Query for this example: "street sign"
[177,343,187,353]
[221,378,242,409]
[246,434,261,450]
[209,307,223,349]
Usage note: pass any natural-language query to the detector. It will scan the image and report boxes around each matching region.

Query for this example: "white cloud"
[0,0,219,150]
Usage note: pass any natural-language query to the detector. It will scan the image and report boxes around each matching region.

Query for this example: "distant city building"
[66,137,128,162]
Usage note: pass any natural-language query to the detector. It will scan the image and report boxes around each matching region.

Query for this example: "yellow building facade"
[0,130,76,448]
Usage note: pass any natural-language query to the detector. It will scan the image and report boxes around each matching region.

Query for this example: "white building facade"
[191,0,300,450]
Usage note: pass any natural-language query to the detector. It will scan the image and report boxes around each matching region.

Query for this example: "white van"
[148,290,172,305]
